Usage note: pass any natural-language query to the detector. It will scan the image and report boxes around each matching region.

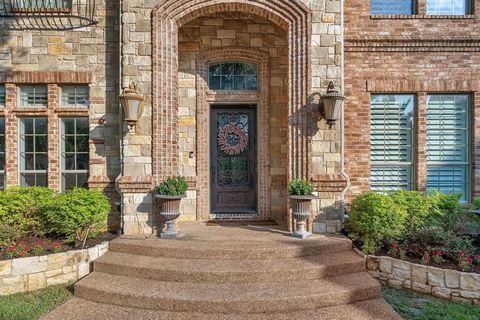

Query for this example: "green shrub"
[401,226,451,258]
[41,188,110,248]
[443,234,477,260]
[390,191,440,231]
[288,179,314,195]
[0,187,56,243]
[348,192,407,254]
[155,176,188,196]
[429,192,463,231]
[473,197,480,209]
[0,224,26,248]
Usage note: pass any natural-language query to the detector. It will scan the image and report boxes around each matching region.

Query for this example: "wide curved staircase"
[43,223,402,319]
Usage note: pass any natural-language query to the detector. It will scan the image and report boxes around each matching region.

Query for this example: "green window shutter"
[370,95,415,192]
[426,94,470,202]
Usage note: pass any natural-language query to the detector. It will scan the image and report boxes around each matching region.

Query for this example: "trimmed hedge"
[0,187,110,249]
[348,191,467,254]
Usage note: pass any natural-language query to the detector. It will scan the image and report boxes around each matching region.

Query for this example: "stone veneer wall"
[366,255,480,305]
[120,0,346,234]
[177,13,288,222]
[0,1,121,230]
[0,242,109,296]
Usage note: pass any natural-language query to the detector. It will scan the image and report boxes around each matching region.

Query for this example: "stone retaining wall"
[366,255,480,305]
[0,242,109,296]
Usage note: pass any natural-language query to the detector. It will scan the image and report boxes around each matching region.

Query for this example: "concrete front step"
[74,271,382,314]
[108,236,353,260]
[94,250,366,283]
[42,297,403,320]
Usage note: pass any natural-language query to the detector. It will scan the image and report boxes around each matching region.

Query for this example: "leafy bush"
[400,226,451,259]
[473,197,480,209]
[429,192,463,231]
[155,176,188,196]
[0,224,26,248]
[348,192,407,254]
[288,179,314,195]
[0,187,56,246]
[40,188,110,248]
[390,191,441,230]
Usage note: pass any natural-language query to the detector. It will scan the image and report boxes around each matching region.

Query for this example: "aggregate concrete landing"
[42,298,403,320]
[43,222,402,319]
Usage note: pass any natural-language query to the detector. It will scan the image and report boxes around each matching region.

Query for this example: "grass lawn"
[0,286,72,320]
[384,287,480,320]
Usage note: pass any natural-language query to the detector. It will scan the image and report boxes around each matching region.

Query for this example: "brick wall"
[344,0,480,201]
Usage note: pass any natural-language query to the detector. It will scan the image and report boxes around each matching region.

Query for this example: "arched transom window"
[208,62,258,91]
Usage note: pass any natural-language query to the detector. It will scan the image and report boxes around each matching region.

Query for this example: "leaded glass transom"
[61,86,89,107]
[19,85,48,107]
[208,62,258,91]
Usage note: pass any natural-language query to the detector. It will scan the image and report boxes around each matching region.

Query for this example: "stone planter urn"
[289,194,317,239]
[154,194,186,239]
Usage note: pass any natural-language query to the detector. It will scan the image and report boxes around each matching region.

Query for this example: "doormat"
[206,220,278,226]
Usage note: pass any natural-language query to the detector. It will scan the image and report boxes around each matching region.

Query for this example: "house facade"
[0,0,478,235]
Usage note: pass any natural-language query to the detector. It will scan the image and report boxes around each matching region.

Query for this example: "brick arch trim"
[195,48,270,221]
[152,0,312,186]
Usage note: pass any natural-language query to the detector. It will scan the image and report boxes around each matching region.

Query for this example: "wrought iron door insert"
[211,106,257,214]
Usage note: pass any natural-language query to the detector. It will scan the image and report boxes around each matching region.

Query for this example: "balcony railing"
[0,0,97,30]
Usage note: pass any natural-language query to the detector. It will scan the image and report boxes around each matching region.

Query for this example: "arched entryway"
[152,0,311,224]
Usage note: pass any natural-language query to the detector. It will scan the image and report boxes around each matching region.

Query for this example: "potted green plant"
[288,179,317,239]
[154,176,188,239]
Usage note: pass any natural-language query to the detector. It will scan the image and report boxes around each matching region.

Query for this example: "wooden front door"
[211,106,257,214]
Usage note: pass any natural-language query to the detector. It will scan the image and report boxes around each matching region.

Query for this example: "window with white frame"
[60,86,90,107]
[370,0,415,15]
[19,118,48,187]
[0,118,5,189]
[370,95,415,191]
[61,118,89,191]
[426,94,470,201]
[0,85,5,107]
[19,85,48,107]
[426,0,470,15]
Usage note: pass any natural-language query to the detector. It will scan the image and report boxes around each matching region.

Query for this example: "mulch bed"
[0,232,117,261]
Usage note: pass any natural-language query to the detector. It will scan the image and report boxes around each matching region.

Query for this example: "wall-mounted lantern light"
[119,82,145,132]
[321,81,345,129]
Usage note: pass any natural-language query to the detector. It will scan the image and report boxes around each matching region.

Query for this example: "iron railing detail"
[0,0,97,30]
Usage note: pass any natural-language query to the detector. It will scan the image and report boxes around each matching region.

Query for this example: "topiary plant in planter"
[288,179,317,239]
[154,176,188,239]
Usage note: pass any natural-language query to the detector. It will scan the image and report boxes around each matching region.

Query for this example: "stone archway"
[152,0,311,222]
[195,48,270,221]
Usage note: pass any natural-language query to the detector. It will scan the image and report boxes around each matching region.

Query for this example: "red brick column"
[417,0,427,15]
[4,84,18,187]
[47,84,60,191]
[473,92,480,197]
[416,93,427,192]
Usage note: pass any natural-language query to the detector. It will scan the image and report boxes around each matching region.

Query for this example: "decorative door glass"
[211,107,257,213]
